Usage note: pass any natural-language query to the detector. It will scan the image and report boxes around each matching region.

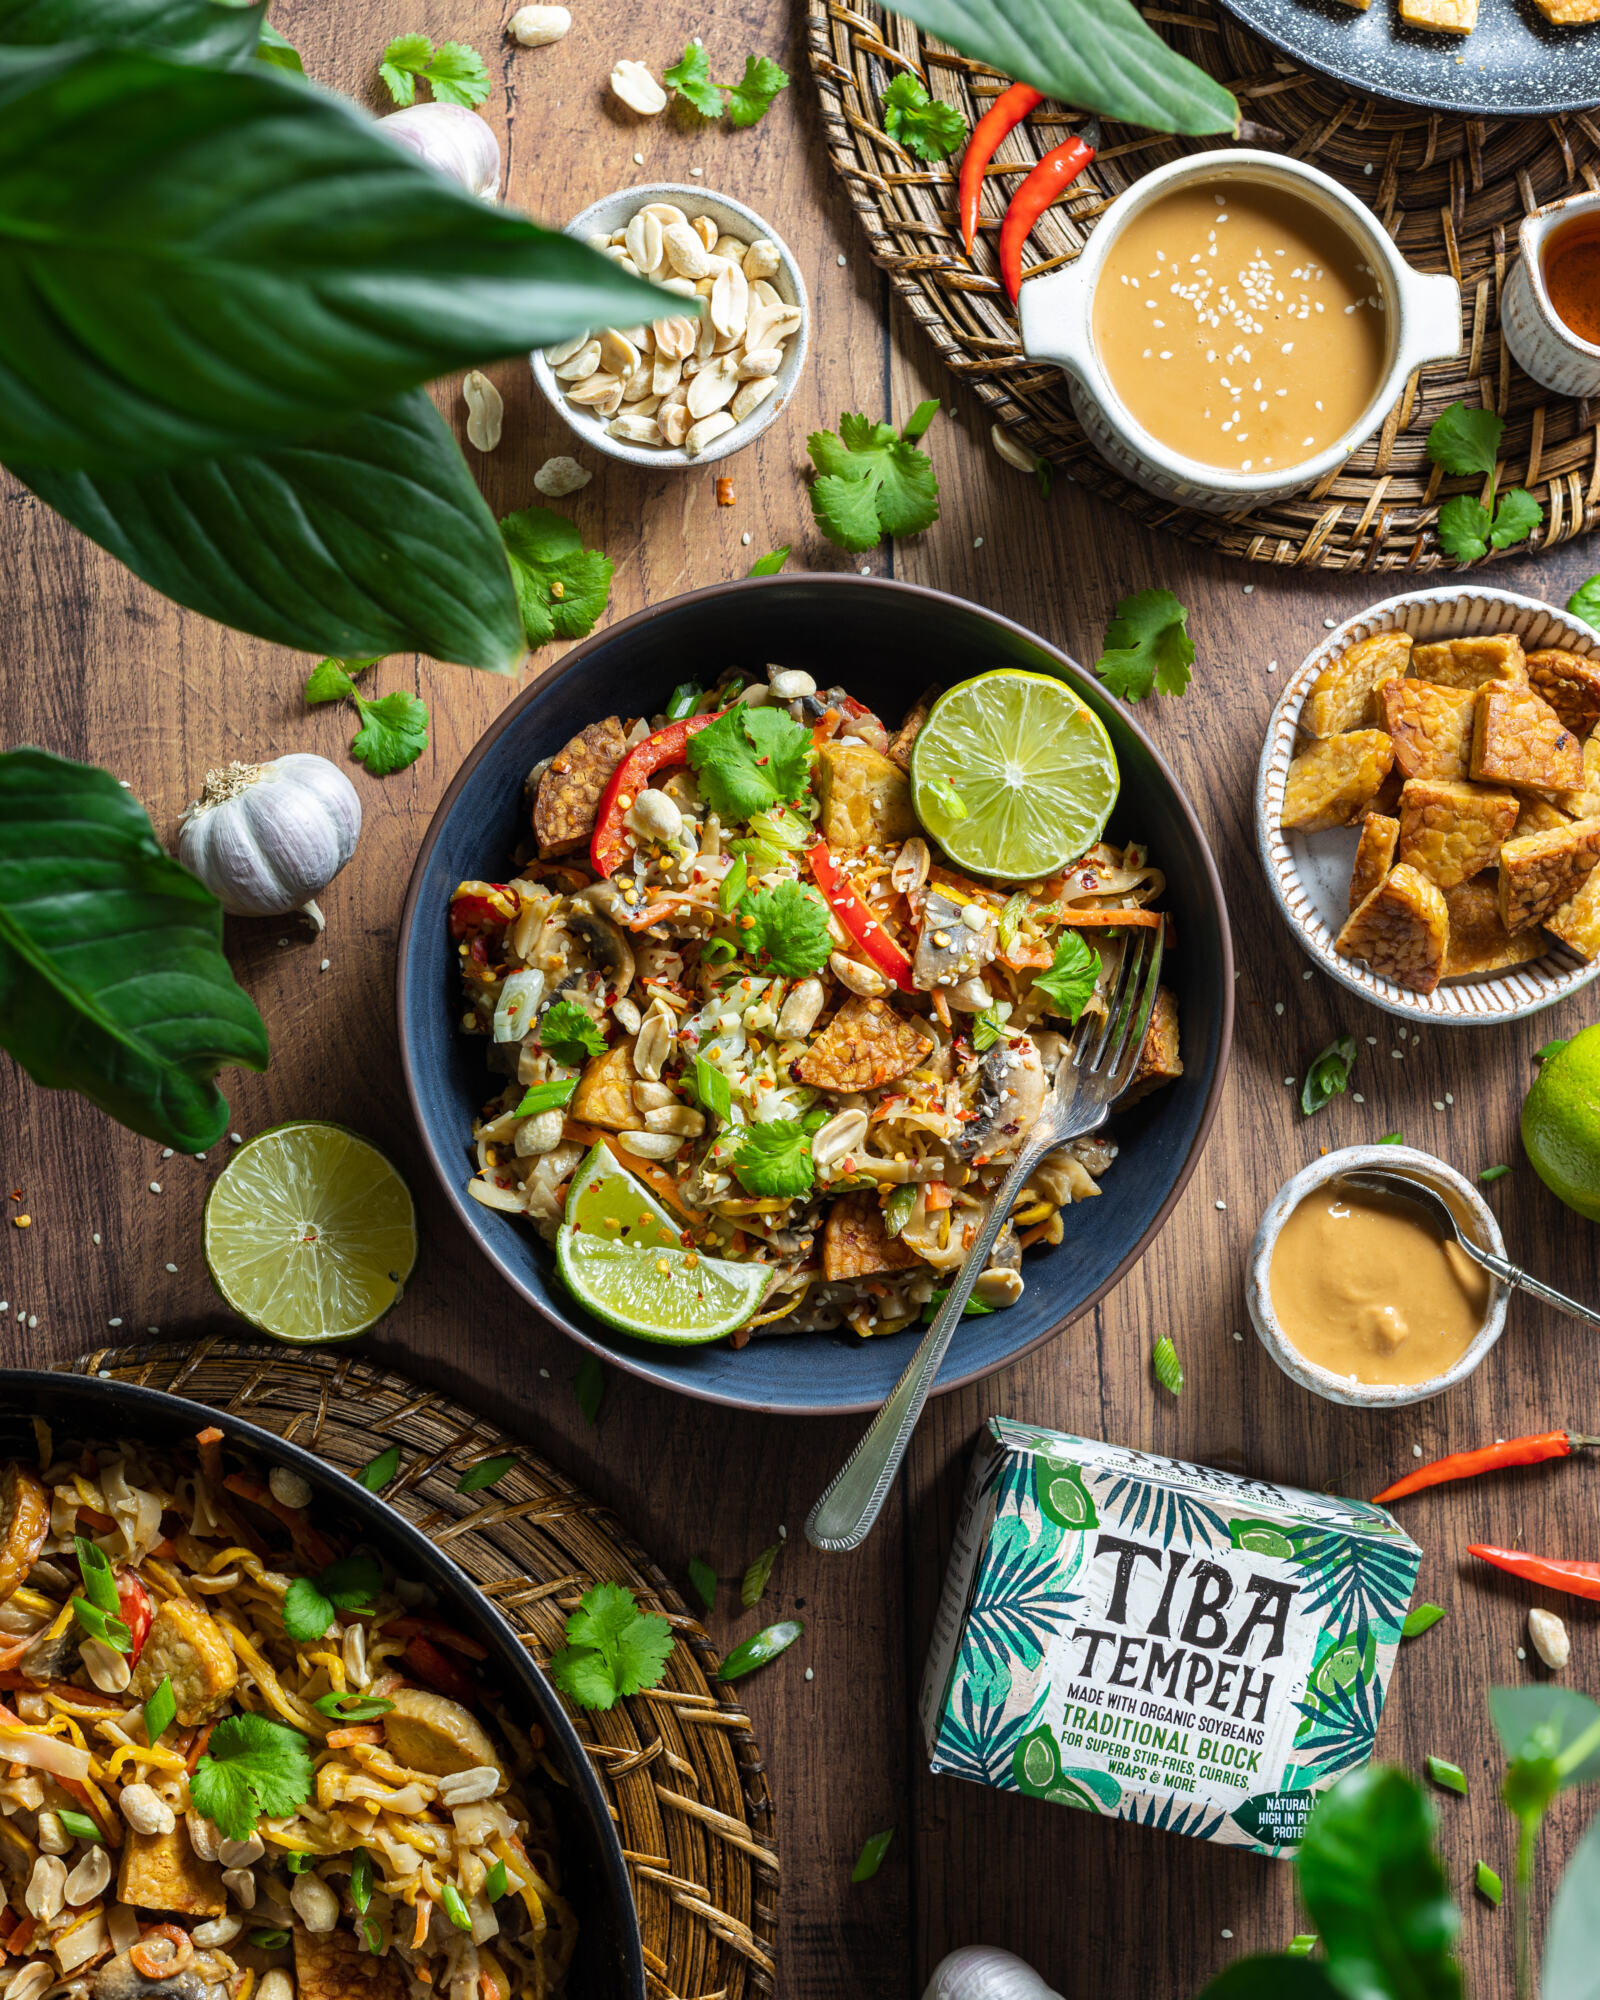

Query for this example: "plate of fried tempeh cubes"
[1256,587,1600,1021]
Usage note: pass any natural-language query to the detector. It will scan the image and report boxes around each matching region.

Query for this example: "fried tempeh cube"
[1546,733,1600,818]
[795,996,934,1092]
[822,1192,920,1282]
[1281,731,1395,832]
[1472,683,1584,791]
[1379,679,1479,781]
[1497,817,1600,932]
[1334,864,1450,993]
[1546,865,1600,958]
[1442,878,1547,978]
[1397,0,1477,31]
[1532,0,1600,25]
[1119,985,1182,1104]
[294,1925,407,2000]
[1302,631,1411,738]
[816,740,918,849]
[117,1828,228,1917]
[569,1043,637,1131]
[1350,812,1400,909]
[1411,633,1526,690]
[533,716,627,858]
[1527,648,1600,736]
[1396,778,1519,889]
[1515,796,1572,837]
[129,1597,236,1725]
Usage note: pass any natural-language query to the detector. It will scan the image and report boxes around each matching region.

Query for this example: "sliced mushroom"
[913,890,996,991]
[382,1687,500,1777]
[566,902,636,999]
[953,1038,1046,1163]
[92,1951,211,2000]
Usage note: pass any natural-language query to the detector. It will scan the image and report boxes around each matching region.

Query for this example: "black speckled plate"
[1219,0,1600,118]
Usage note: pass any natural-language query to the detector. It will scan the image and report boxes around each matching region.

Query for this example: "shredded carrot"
[324,1726,384,1748]
[186,1723,214,1773]
[1057,906,1164,929]
[924,1181,953,1211]
[7,1918,35,1958]
[412,1899,432,1949]
[195,1427,225,1488]
[560,1119,613,1150]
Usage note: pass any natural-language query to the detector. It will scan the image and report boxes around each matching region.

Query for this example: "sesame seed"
[539,1368,550,1379]
[689,165,703,176]
[1413,1445,1424,1458]
[1366,1036,1377,1045]
[161,1148,173,1159]
[230,1132,242,1143]
[804,1666,814,1680]
[27,1316,36,1329]
[1267,660,1277,673]
[1392,1050,1404,1060]
[1215,1200,1226,1211]
[1221,1932,1233,1941]
[108,1318,121,1327]
[1303,969,1313,980]
[1274,1001,1284,1015]
[165,1262,178,1273]
[837,253,846,266]
[741,532,751,545]
[633,151,643,164]
[149,1181,162,1193]
[1517,1647,1527,1660]
[320,958,330,972]
[1243,584,1254,595]
[1353,1093,1364,1104]
[1434,1100,1445,1111]
[92,1233,101,1245]
[859,566,870,576]
[1284,1076,1294,1087]
[1324,617,1338,629]
[1445,1093,1454,1104]
[974,536,984,548]
[779,1524,787,1538]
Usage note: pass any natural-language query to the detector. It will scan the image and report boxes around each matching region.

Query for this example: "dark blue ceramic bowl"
[0,1368,644,2000]
[397,576,1234,1415]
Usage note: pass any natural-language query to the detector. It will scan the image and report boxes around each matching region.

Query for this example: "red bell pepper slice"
[805,840,917,992]
[591,713,723,878]
[448,882,517,939]
[117,1572,153,1667]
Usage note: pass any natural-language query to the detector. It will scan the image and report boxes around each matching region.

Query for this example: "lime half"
[1234,1524,1295,1559]
[909,669,1119,879]
[204,1122,417,1343]
[1314,1642,1363,1699]
[559,1143,766,1343]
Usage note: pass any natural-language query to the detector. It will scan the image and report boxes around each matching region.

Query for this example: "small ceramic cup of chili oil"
[1504,191,1600,399]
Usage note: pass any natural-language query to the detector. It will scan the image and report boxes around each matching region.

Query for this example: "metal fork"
[805,925,1165,1553]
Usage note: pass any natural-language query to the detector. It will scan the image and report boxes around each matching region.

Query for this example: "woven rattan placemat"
[62,1338,778,2000]
[808,0,1600,568]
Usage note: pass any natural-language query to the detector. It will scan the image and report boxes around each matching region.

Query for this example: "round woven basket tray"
[807,0,1600,568]
[61,1338,779,2000]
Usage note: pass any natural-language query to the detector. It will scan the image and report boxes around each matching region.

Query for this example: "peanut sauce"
[1092,180,1389,474]
[1269,1178,1490,1386]
[1543,216,1600,348]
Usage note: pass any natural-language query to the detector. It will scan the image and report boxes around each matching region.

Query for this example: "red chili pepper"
[805,840,917,992]
[403,1635,483,1706]
[448,881,518,940]
[117,1571,153,1667]
[1373,1430,1600,1505]
[1468,1545,1600,1602]
[591,713,723,878]
[998,118,1101,306]
[959,81,1043,254]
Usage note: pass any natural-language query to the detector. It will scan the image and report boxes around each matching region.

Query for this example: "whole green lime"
[1522,1028,1600,1222]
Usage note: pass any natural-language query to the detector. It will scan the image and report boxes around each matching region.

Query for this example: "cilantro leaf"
[1569,577,1600,631]
[686,704,812,821]
[1426,403,1503,478]
[807,413,940,552]
[1094,589,1194,702]
[548,1582,674,1711]
[1436,494,1492,566]
[501,506,614,647]
[726,54,788,127]
[1033,933,1102,1021]
[351,690,429,776]
[1301,1033,1356,1117]
[881,73,966,162]
[304,658,367,705]
[749,545,790,577]
[664,41,725,117]
[320,1555,383,1613]
[539,998,606,1066]
[282,1576,334,1642]
[191,1714,315,1842]
[741,880,831,975]
[423,41,490,108]
[731,1119,815,1198]
[380,33,489,108]
[1489,486,1541,552]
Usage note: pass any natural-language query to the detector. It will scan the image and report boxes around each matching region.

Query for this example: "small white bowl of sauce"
[1503,190,1600,399]
[1017,150,1461,517]
[1247,1144,1510,1408]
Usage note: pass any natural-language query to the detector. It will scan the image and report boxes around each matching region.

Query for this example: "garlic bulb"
[376,103,501,200]
[178,756,361,932]
[923,1949,1063,2000]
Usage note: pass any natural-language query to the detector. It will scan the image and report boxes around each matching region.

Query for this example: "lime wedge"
[1314,1641,1363,1699]
[1235,1524,1294,1559]
[564,1141,680,1247]
[909,669,1120,879]
[556,1230,768,1344]
[203,1122,417,1344]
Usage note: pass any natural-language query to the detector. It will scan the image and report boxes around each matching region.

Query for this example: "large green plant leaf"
[15,389,526,672]
[1543,1807,1600,2000]
[0,44,671,474]
[1199,1963,1342,2000]
[1296,1769,1462,2000]
[882,0,1236,136]
[0,750,269,1150]
[0,0,267,65]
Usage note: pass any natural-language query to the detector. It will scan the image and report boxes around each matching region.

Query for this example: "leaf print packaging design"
[918,1419,1421,1854]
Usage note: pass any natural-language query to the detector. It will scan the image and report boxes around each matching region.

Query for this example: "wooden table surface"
[5,3,1600,1994]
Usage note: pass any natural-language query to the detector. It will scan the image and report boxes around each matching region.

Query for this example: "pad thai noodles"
[0,1426,575,2000]
[451,667,1182,1344]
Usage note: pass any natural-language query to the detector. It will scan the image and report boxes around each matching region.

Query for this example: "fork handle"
[1456,1239,1600,1330]
[804,1137,1054,1554]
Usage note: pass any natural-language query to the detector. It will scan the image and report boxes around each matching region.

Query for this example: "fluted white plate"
[1255,585,1600,1024]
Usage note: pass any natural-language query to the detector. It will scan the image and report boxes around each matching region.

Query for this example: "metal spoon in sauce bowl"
[1342,1169,1600,1330]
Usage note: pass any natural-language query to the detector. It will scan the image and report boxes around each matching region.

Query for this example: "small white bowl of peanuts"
[531,182,809,469]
